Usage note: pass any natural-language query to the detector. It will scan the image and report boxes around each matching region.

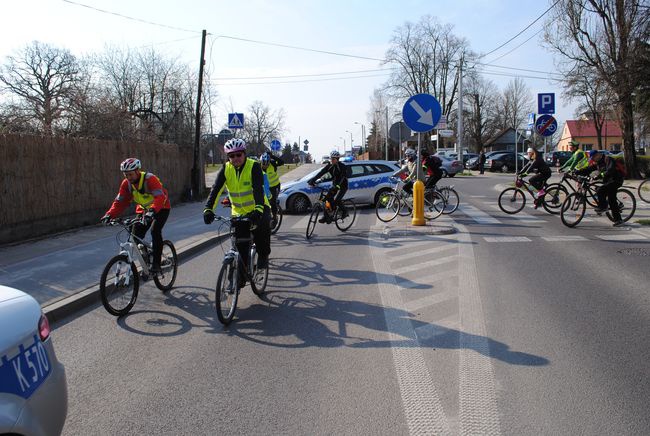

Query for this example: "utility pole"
[191,29,207,200]
[385,106,389,160]
[457,56,464,161]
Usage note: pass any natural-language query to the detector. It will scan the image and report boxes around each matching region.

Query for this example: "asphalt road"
[50,173,650,435]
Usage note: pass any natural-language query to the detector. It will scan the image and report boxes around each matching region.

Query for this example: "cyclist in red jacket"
[101,158,171,273]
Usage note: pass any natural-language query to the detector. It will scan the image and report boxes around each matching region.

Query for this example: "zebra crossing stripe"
[483,236,531,242]
[483,202,545,222]
[542,235,589,242]
[403,290,458,312]
[459,205,501,224]
[595,233,648,241]
[392,257,456,275]
[387,243,457,263]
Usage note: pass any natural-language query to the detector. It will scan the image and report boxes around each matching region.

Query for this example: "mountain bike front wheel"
[542,184,568,215]
[271,206,283,235]
[498,188,526,214]
[423,190,445,220]
[638,179,650,203]
[153,240,178,291]
[560,193,586,227]
[335,199,356,231]
[439,187,459,214]
[215,258,239,325]
[375,191,401,222]
[100,254,139,316]
[306,203,321,239]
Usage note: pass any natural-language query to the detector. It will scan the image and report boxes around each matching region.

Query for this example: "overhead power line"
[62,0,200,33]
[474,62,563,77]
[212,73,392,86]
[214,68,395,81]
[482,28,545,64]
[213,35,386,62]
[479,0,561,59]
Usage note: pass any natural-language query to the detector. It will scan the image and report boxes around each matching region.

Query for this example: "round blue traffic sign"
[270,139,282,151]
[402,93,442,133]
[535,114,557,137]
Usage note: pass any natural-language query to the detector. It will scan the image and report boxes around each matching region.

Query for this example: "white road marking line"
[459,204,501,224]
[542,235,589,242]
[403,290,458,312]
[370,237,453,435]
[393,257,456,275]
[483,202,546,222]
[414,315,459,340]
[483,236,531,243]
[291,215,312,229]
[469,195,488,198]
[595,234,648,241]
[388,244,457,264]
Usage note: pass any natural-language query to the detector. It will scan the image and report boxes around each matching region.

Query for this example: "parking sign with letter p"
[538,93,555,114]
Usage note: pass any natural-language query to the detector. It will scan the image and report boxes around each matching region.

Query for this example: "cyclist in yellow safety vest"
[203,139,271,285]
[559,140,589,173]
[260,151,284,227]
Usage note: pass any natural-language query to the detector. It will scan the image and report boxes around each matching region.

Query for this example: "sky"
[0,0,577,160]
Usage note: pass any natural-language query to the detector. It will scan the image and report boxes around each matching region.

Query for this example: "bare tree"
[242,100,286,155]
[544,0,650,176]
[0,41,81,135]
[461,74,500,151]
[493,77,535,131]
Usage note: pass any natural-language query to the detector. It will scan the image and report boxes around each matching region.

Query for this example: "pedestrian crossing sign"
[228,113,244,129]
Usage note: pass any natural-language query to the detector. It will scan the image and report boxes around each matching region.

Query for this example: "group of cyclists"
[516,139,627,226]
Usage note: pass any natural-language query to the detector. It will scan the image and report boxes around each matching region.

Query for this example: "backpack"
[614,158,627,178]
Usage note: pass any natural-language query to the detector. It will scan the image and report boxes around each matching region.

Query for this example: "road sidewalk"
[0,163,318,322]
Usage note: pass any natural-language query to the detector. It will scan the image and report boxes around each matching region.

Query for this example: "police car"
[279,160,401,213]
[0,286,68,435]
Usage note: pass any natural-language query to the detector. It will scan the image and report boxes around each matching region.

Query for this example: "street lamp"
[339,136,346,152]
[354,121,366,153]
[345,130,353,154]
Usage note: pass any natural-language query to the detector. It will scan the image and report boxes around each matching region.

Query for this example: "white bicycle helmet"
[260,152,271,164]
[224,138,247,154]
[405,148,416,158]
[120,158,141,172]
[330,150,340,159]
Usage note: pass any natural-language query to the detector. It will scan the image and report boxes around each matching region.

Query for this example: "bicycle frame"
[112,219,152,277]
[217,216,255,276]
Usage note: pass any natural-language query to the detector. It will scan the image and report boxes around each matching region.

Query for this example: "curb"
[43,233,227,324]
[373,224,457,239]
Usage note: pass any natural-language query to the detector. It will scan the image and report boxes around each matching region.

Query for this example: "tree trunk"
[620,98,639,178]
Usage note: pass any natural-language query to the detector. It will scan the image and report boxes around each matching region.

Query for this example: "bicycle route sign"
[535,114,557,137]
[402,93,442,133]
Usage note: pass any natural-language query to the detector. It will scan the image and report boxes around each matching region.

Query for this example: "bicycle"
[306,186,357,239]
[99,217,178,316]
[211,215,269,325]
[498,174,567,215]
[223,195,283,235]
[429,183,459,214]
[375,177,446,223]
[546,171,602,210]
[560,175,636,227]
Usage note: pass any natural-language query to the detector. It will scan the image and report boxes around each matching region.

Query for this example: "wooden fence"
[0,134,193,244]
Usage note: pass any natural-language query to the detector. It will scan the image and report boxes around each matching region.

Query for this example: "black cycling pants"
[425,171,442,190]
[529,173,550,190]
[597,180,623,221]
[133,208,170,267]
[234,206,271,272]
[326,184,348,209]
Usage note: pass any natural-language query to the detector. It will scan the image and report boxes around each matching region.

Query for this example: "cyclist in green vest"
[203,139,271,286]
[559,140,588,172]
[260,151,284,227]
[101,158,171,274]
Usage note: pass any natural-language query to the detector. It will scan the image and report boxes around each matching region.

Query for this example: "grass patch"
[456,170,474,177]
[635,219,650,226]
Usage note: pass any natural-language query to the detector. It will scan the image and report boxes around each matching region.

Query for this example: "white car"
[0,286,68,435]
[279,160,401,213]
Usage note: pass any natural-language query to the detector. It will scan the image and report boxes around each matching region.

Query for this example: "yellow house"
[557,120,623,152]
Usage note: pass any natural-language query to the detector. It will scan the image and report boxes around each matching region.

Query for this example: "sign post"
[402,93,442,226]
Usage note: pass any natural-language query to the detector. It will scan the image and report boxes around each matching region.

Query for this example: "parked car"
[448,152,478,165]
[486,152,529,172]
[465,151,503,170]
[279,160,400,213]
[438,156,464,177]
[545,150,573,167]
[0,286,68,435]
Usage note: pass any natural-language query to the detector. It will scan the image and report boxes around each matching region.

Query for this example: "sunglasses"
[228,152,244,159]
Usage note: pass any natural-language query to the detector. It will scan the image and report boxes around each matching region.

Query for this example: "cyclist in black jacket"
[518,147,552,208]
[308,150,349,223]
[576,149,626,226]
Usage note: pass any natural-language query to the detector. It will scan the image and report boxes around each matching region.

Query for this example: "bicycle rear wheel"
[637,179,650,204]
[606,188,636,223]
[498,188,525,214]
[249,245,268,296]
[153,240,178,291]
[439,187,459,214]
[423,190,445,220]
[375,191,401,222]
[215,258,239,325]
[542,184,568,215]
[335,199,356,231]
[100,254,139,316]
[270,206,283,235]
[560,193,586,227]
[306,204,321,239]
